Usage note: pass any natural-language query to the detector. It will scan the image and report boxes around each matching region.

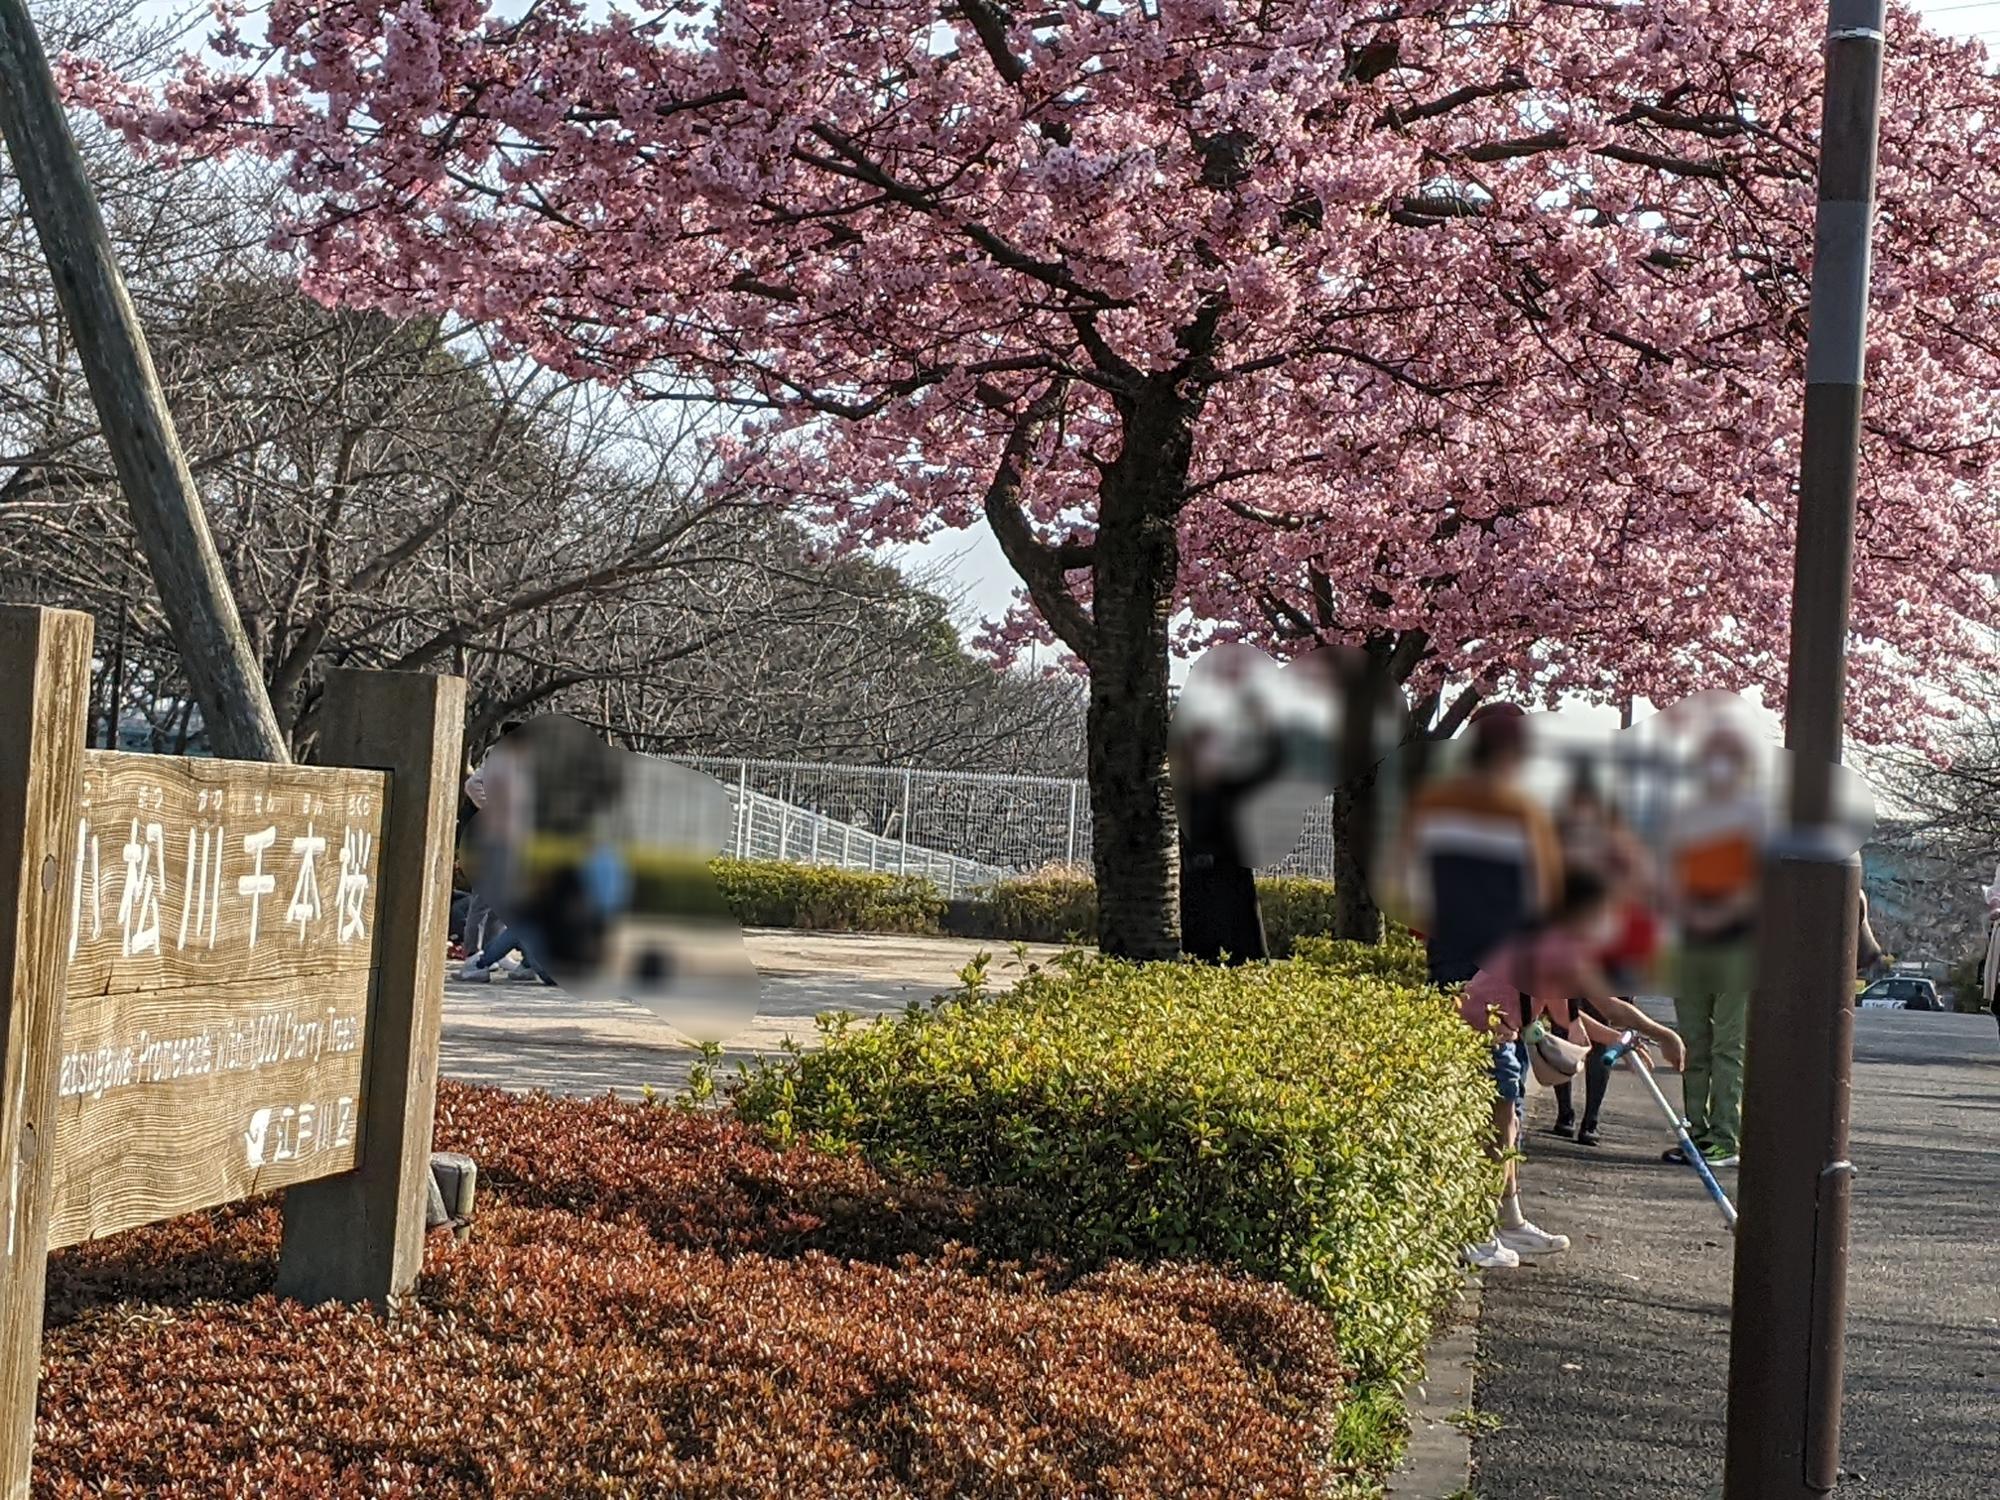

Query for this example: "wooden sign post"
[0,606,463,1496]
[0,607,91,1500]
[278,668,465,1307]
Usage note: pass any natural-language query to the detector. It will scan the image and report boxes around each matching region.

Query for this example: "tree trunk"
[1331,781,1382,944]
[1331,683,1383,945]
[1330,647,1394,944]
[105,593,128,750]
[1086,395,1187,960]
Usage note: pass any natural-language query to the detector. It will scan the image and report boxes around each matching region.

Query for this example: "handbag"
[1516,932,1591,1088]
[1527,1026,1592,1088]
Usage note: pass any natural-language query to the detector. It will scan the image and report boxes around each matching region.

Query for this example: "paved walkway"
[440,930,1069,1098]
[1473,1006,2000,1499]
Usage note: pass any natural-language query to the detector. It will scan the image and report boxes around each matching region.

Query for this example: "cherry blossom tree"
[73,0,2000,955]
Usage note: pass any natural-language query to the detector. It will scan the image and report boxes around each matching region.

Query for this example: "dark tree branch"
[982,378,1096,661]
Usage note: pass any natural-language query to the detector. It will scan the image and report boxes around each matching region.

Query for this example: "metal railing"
[675,755,1339,884]
[724,779,1006,897]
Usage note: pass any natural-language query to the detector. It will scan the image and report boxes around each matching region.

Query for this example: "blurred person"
[1233,646,1341,872]
[521,863,603,976]
[501,718,631,985]
[1856,885,1884,982]
[1303,643,1409,941]
[523,714,628,840]
[537,820,634,975]
[459,918,555,985]
[447,853,482,960]
[1547,760,1658,1147]
[1458,869,1688,1270]
[1662,726,1767,1169]
[1393,701,1561,1140]
[460,722,531,975]
[1399,701,1563,987]
[1175,695,1288,966]
[1983,865,2000,1035]
[464,722,531,849]
[461,717,624,988]
[582,830,633,924]
[455,744,507,959]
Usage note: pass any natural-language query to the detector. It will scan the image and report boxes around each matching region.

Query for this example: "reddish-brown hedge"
[34,1084,1349,1498]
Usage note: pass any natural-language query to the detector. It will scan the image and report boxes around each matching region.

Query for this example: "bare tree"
[1862,706,2000,975]
[1,76,1085,775]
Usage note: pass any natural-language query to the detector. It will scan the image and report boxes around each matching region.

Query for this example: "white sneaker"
[1499,1221,1572,1257]
[1465,1238,1522,1270]
[495,954,524,975]
[458,958,490,982]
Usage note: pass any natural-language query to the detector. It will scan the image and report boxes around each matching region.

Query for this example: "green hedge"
[709,857,945,933]
[973,867,1343,955]
[480,847,1346,952]
[974,867,1097,943]
[1291,931,1431,988]
[1254,876,1344,957]
[484,843,943,932]
[733,947,1495,1387]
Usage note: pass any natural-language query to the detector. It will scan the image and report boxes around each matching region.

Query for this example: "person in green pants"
[1664,729,1766,1168]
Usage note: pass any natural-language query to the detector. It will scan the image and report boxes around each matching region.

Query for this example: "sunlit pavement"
[1474,1004,2000,1499]
[439,929,1069,1098]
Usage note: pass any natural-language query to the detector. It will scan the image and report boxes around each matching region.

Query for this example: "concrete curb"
[1387,1282,1480,1499]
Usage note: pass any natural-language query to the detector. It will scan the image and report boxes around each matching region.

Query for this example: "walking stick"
[1600,1030,1739,1234]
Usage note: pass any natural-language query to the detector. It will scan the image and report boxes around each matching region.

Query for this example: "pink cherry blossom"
[71,0,2000,952]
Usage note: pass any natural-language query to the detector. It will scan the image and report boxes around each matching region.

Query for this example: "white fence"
[674,755,1339,887]
[727,780,1007,897]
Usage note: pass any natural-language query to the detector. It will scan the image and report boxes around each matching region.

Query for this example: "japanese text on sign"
[66,759,383,969]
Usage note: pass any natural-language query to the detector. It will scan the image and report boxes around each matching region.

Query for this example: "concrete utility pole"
[1724,0,1885,1495]
[0,0,289,763]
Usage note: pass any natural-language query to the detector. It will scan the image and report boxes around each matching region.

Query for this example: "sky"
[1925,0,2000,49]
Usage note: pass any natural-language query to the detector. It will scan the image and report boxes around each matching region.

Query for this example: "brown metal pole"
[0,0,289,763]
[1723,0,1884,1495]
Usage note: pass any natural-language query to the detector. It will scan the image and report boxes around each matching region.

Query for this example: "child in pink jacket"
[1460,869,1688,1270]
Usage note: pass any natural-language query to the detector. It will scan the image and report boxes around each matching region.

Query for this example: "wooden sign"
[0,605,465,1500]
[50,753,389,1249]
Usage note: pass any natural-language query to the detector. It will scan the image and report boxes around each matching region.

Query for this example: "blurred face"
[1183,728,1222,779]
[1575,898,1619,949]
[1699,743,1749,794]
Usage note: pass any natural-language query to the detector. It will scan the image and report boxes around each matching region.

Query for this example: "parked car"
[1857,977,1944,1012]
